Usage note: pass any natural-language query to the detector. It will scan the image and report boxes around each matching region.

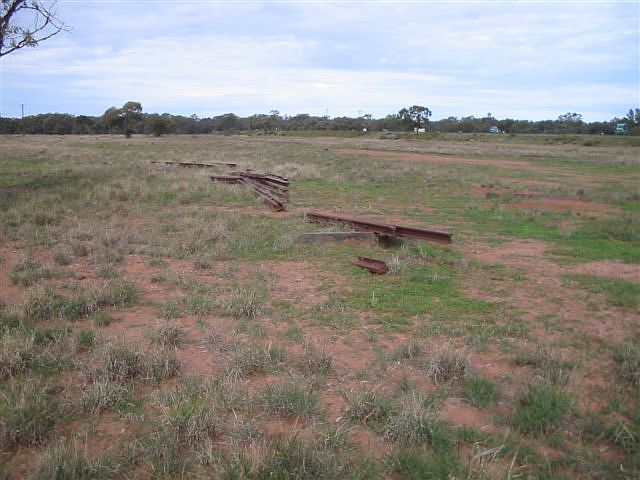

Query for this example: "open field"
[1,133,639,479]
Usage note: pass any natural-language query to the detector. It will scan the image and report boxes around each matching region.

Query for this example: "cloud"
[1,1,637,120]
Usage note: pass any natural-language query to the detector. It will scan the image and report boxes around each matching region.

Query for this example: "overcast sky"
[1,1,638,121]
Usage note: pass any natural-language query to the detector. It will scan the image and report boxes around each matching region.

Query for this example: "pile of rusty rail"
[211,170,289,211]
[305,212,452,244]
[151,160,237,168]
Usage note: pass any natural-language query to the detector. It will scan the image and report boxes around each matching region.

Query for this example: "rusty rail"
[354,256,388,274]
[306,212,452,244]
[151,160,237,168]
[210,171,289,212]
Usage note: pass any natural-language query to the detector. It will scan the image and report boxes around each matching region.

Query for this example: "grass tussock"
[298,342,333,376]
[33,440,121,480]
[10,258,56,287]
[513,345,574,386]
[0,380,60,448]
[613,342,640,388]
[514,383,573,435]
[345,388,395,426]
[424,347,469,384]
[225,286,267,319]
[259,381,319,416]
[150,324,185,348]
[384,394,448,446]
[226,342,286,381]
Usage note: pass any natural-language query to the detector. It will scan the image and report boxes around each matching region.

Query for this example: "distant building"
[614,123,628,135]
[414,127,426,133]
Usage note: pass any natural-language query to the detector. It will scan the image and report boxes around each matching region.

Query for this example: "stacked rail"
[211,170,289,211]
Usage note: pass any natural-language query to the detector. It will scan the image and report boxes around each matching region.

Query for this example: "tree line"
[1,103,638,136]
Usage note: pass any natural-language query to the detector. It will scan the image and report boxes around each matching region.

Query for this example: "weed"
[298,343,333,376]
[161,397,223,446]
[259,381,319,416]
[388,339,425,362]
[0,380,60,447]
[387,447,463,479]
[345,388,395,426]
[613,342,640,388]
[53,250,73,266]
[92,279,139,308]
[424,347,469,384]
[33,440,120,480]
[10,258,54,286]
[225,286,267,319]
[226,342,285,380]
[150,324,185,348]
[515,384,573,435]
[75,329,96,350]
[464,377,497,408]
[385,393,449,446]
[93,312,115,327]
[513,345,573,385]
[0,330,36,378]
[81,379,129,414]
[158,299,185,319]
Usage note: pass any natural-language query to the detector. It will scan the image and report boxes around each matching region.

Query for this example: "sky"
[0,0,638,121]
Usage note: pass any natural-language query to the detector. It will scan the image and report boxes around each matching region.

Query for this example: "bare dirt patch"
[507,198,619,216]
[461,240,638,343]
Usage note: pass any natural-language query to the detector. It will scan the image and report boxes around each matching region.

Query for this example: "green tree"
[120,101,142,137]
[398,105,432,131]
[1,0,68,57]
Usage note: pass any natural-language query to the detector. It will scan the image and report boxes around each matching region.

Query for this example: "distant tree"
[150,117,168,137]
[1,0,69,57]
[101,107,122,133]
[119,101,142,137]
[557,112,582,123]
[398,105,432,131]
[626,108,640,126]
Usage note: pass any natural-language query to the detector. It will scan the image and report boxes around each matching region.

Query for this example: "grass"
[33,441,121,480]
[513,345,574,386]
[515,384,574,435]
[613,342,640,387]
[1,133,639,478]
[565,273,640,309]
[345,389,396,426]
[259,381,319,416]
[0,380,60,447]
[384,394,449,446]
[424,347,469,384]
[464,377,497,408]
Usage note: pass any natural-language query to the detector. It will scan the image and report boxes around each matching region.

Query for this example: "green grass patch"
[565,274,640,309]
[515,384,573,435]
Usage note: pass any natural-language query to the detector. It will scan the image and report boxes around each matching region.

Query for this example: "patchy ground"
[1,133,638,479]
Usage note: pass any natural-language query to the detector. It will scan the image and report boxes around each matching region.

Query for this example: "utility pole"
[20,103,25,136]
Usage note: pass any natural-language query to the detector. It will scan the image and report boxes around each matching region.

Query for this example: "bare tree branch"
[1,0,69,57]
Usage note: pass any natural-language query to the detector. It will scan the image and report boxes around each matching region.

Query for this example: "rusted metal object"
[210,170,289,212]
[210,175,242,184]
[151,160,237,168]
[306,212,452,244]
[354,256,388,274]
